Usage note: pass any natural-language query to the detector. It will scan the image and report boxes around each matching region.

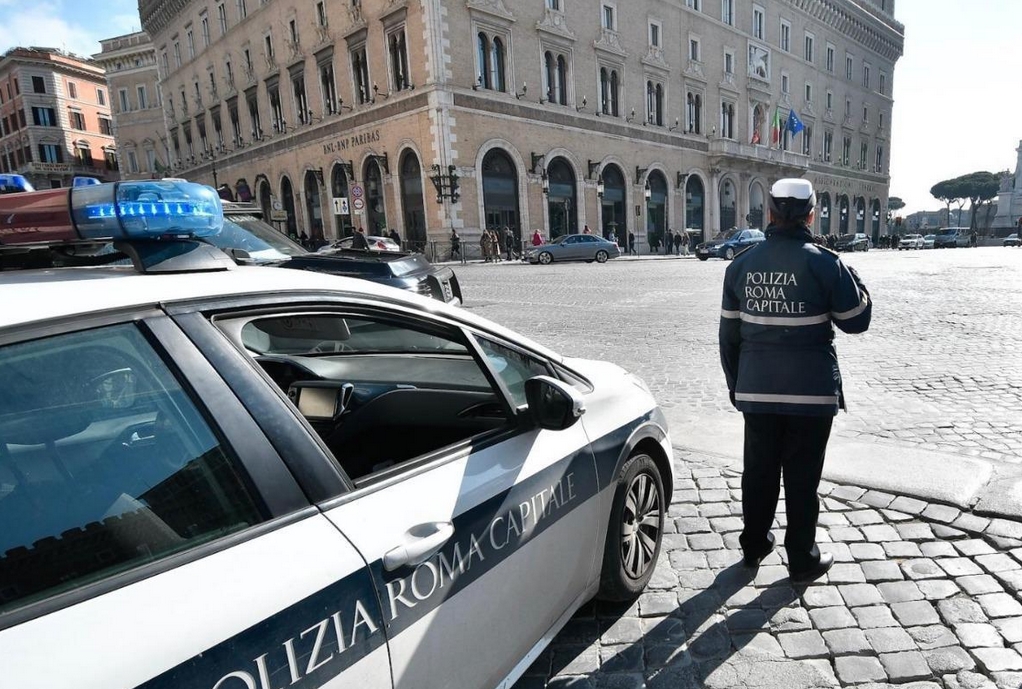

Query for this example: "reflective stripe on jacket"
[718,223,872,417]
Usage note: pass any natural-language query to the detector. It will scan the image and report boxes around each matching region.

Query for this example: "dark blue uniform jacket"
[719,222,872,417]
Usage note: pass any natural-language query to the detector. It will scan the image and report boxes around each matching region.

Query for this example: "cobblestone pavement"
[458,249,1022,466]
[513,450,1022,689]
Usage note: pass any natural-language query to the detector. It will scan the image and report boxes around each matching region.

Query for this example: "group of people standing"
[480,226,520,262]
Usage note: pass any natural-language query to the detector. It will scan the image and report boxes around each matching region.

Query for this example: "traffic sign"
[351,197,365,211]
[350,184,364,199]
[332,197,350,215]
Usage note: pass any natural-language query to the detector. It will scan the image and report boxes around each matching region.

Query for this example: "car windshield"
[206,214,308,263]
[712,229,740,241]
[550,235,570,245]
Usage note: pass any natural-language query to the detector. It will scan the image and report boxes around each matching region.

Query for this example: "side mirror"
[524,375,586,431]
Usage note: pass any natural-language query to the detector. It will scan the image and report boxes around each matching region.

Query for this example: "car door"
[200,303,602,689]
[557,235,580,260]
[0,315,392,689]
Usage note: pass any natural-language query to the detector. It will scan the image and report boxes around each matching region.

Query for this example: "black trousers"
[739,413,833,572]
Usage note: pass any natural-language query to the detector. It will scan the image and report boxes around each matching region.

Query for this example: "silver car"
[527,233,622,264]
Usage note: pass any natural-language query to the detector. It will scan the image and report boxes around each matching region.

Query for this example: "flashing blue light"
[0,174,35,194]
[72,176,102,187]
[71,180,223,240]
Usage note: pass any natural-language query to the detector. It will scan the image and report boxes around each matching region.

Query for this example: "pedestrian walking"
[480,229,492,262]
[504,227,517,261]
[389,228,402,250]
[449,229,461,260]
[490,228,502,262]
[719,178,872,582]
[532,230,543,246]
[628,231,636,256]
[665,230,674,256]
[674,230,684,256]
[351,227,370,251]
[970,230,978,247]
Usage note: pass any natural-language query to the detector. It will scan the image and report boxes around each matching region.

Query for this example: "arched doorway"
[481,149,520,241]
[748,181,766,229]
[304,170,323,241]
[257,177,272,220]
[399,151,427,251]
[546,156,576,239]
[686,175,705,242]
[331,163,353,238]
[646,170,667,250]
[871,198,881,243]
[364,159,387,234]
[819,192,832,235]
[855,197,866,234]
[280,175,297,237]
[720,177,737,231]
[838,194,850,234]
[600,164,625,244]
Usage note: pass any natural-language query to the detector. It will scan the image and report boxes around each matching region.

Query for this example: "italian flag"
[770,108,782,146]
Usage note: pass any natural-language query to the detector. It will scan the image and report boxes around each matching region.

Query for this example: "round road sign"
[352,197,366,211]
[350,184,364,199]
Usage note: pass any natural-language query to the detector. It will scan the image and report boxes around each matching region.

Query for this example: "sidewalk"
[515,448,1022,689]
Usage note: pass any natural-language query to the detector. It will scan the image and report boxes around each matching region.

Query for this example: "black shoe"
[742,533,775,568]
[789,553,834,583]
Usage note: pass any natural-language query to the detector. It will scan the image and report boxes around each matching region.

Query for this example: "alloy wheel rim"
[620,472,661,579]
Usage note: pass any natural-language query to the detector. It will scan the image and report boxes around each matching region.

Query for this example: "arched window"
[819,192,832,235]
[721,103,735,139]
[304,170,323,240]
[546,157,576,239]
[685,175,705,237]
[400,151,427,250]
[600,68,609,114]
[280,175,297,238]
[490,37,506,92]
[609,70,619,116]
[476,33,490,89]
[556,55,567,105]
[544,51,556,103]
[654,83,664,126]
[481,148,521,240]
[600,164,625,240]
[646,81,655,123]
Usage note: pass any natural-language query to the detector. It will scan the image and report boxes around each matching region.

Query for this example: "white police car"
[0,181,674,689]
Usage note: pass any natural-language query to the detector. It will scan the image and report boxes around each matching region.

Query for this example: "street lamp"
[541,169,550,195]
[644,180,651,200]
[596,175,605,198]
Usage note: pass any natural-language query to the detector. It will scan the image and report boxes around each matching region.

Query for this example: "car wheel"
[538,251,553,265]
[595,250,609,263]
[724,247,736,260]
[598,453,665,601]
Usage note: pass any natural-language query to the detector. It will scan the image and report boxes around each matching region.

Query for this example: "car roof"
[0,265,560,360]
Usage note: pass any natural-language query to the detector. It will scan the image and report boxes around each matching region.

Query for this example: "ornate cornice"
[140,0,191,40]
[786,0,904,64]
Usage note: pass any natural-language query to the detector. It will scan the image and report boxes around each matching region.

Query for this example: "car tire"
[724,247,736,260]
[595,250,609,263]
[598,453,665,601]
[538,251,553,265]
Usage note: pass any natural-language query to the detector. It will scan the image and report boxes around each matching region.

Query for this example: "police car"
[0,180,674,689]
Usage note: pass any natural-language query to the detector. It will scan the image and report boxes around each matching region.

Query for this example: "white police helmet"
[769,178,816,222]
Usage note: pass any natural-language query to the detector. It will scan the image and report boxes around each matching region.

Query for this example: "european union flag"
[786,109,805,136]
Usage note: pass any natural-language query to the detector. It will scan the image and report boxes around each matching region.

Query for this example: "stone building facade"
[141,0,903,249]
[93,32,171,181]
[0,47,119,189]
[993,141,1022,232]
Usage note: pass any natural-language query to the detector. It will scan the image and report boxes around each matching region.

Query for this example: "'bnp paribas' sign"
[323,129,381,155]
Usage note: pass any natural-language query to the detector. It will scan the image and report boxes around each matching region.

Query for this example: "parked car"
[695,228,765,260]
[934,227,973,248]
[923,234,936,249]
[526,233,621,264]
[0,178,674,689]
[212,204,462,304]
[898,234,925,250]
[318,234,402,252]
[1003,233,1021,247]
[834,233,871,252]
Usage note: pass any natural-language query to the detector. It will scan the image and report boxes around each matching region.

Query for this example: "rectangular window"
[724,50,734,75]
[317,1,327,27]
[804,33,814,63]
[31,106,57,126]
[805,82,812,102]
[127,149,139,173]
[264,34,274,62]
[602,4,615,30]
[32,76,45,93]
[38,143,63,163]
[70,111,86,130]
[67,82,78,99]
[546,0,560,9]
[146,148,157,172]
[780,20,790,52]
[781,73,789,94]
[860,141,868,169]
[320,59,338,113]
[842,136,851,165]
[826,44,835,72]
[218,3,228,35]
[99,116,113,135]
[292,72,308,123]
[649,22,660,48]
[97,88,106,106]
[237,0,247,20]
[388,28,411,91]
[824,131,832,161]
[186,27,195,59]
[802,125,813,156]
[879,111,885,130]
[352,46,370,104]
[752,6,764,39]
[0,324,269,616]
[119,88,130,112]
[879,72,887,95]
[845,98,851,118]
[289,19,299,46]
[689,38,700,61]
[137,85,148,109]
[863,63,871,89]
[174,41,182,68]
[721,0,733,25]
[826,90,833,110]
[845,54,853,80]
[862,105,868,123]
[875,145,883,172]
[687,0,701,9]
[161,50,169,75]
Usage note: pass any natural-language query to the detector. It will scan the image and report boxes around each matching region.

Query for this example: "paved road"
[458,247,1022,515]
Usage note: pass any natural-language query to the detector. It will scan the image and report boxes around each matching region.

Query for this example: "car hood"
[283,252,439,278]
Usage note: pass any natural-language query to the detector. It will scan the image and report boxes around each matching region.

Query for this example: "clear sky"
[0,0,1017,215]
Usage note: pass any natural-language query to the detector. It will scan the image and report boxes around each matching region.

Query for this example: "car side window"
[0,324,268,615]
[226,313,512,482]
[475,337,552,408]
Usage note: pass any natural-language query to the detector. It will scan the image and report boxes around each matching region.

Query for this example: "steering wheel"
[310,341,354,354]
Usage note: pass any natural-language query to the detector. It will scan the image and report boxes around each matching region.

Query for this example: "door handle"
[383,521,455,571]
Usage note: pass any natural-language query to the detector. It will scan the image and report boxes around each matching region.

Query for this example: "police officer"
[718,178,872,582]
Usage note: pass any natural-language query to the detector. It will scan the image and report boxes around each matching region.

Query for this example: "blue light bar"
[72,176,102,187]
[0,174,35,194]
[71,180,223,240]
